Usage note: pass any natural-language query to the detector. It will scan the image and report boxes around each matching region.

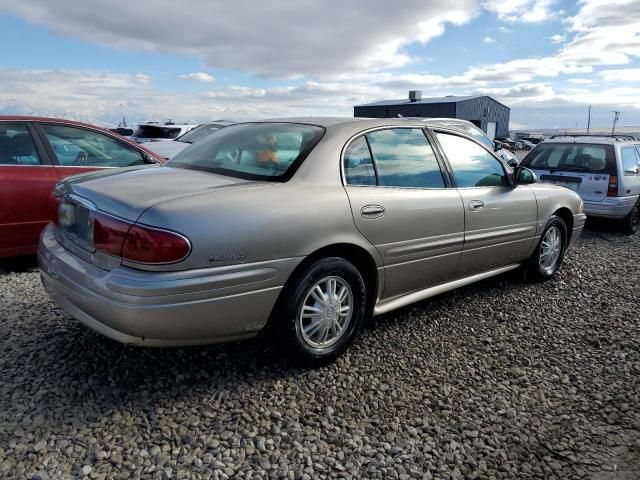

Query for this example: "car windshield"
[176,124,222,144]
[168,122,325,181]
[521,143,616,173]
[134,125,182,139]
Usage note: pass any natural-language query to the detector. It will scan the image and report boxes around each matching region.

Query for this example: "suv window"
[41,125,146,167]
[436,132,508,188]
[366,128,444,188]
[0,123,42,165]
[343,136,376,186]
[522,143,616,173]
[621,146,640,175]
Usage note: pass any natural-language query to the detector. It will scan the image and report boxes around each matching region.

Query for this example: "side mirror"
[513,166,537,185]
[494,140,502,151]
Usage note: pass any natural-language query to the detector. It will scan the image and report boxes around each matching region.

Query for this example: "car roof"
[541,136,639,146]
[249,116,483,133]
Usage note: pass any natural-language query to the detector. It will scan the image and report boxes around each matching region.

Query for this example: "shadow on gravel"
[0,254,38,274]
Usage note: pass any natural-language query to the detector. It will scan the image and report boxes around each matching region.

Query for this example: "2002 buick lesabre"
[39,118,586,364]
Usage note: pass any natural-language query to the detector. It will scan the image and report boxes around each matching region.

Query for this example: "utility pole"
[587,105,591,134]
[612,111,621,135]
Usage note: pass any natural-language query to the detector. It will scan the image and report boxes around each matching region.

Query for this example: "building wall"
[354,96,510,137]
[456,97,510,138]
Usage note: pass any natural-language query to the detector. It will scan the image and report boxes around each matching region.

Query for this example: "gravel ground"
[0,224,638,480]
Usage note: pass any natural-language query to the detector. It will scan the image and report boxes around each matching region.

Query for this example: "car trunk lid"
[55,166,262,253]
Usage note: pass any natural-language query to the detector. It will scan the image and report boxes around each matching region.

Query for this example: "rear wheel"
[527,216,567,281]
[621,203,639,235]
[273,257,368,365]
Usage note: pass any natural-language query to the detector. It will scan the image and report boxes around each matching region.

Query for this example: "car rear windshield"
[167,123,325,181]
[134,125,182,139]
[521,143,616,174]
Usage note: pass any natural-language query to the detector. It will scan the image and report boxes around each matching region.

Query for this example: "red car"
[0,116,164,258]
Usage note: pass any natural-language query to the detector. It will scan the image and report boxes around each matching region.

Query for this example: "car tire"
[527,215,567,281]
[621,203,639,235]
[272,257,368,366]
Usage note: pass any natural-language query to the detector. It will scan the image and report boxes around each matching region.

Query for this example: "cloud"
[498,26,513,33]
[482,0,558,23]
[0,0,477,77]
[483,36,496,43]
[549,34,565,44]
[179,72,215,82]
[600,68,640,82]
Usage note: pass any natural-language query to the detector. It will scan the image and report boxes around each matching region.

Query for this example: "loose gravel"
[0,224,639,480]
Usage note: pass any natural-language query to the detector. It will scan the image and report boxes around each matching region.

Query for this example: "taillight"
[93,213,131,257]
[607,175,618,197]
[122,224,190,264]
[93,212,190,264]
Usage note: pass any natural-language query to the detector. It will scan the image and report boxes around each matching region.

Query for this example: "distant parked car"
[0,116,164,258]
[131,122,198,144]
[39,117,585,364]
[495,137,516,151]
[521,140,536,150]
[142,120,234,160]
[520,135,640,234]
[109,127,135,137]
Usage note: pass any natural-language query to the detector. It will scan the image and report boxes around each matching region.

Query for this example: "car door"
[0,122,59,257]
[343,127,465,300]
[35,123,149,180]
[433,131,538,276]
[621,146,640,197]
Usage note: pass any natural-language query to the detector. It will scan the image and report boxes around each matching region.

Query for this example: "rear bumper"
[38,224,300,346]
[584,196,638,219]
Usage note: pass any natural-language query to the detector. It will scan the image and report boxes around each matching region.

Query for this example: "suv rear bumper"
[584,195,638,219]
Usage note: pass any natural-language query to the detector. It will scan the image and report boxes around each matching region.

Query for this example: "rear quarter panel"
[134,182,383,273]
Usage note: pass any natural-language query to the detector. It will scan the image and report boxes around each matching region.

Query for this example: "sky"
[0,0,638,130]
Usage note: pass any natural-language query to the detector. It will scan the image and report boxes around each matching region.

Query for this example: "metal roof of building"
[355,95,508,108]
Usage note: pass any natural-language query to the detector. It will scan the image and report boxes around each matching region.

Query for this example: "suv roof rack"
[550,134,638,141]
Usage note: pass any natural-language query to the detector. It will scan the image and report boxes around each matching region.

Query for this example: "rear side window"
[522,143,615,173]
[366,128,445,188]
[621,147,640,175]
[0,123,42,165]
[343,136,376,186]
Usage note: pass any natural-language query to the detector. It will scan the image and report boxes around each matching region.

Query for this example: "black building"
[354,91,510,139]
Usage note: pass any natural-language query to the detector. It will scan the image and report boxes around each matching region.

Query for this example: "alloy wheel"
[298,276,353,349]
[539,225,562,275]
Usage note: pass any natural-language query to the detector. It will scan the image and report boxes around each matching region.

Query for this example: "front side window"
[168,123,324,181]
[621,147,640,175]
[41,125,146,167]
[436,132,508,188]
[0,123,42,165]
[366,128,444,188]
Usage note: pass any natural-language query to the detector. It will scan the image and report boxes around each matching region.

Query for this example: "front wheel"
[272,257,368,366]
[527,216,567,281]
[621,203,639,235]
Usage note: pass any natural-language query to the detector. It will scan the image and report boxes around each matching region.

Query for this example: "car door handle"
[361,205,386,218]
[468,200,485,211]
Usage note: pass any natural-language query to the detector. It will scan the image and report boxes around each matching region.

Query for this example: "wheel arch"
[552,207,574,243]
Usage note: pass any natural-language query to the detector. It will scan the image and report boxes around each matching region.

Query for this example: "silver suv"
[520,135,640,234]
